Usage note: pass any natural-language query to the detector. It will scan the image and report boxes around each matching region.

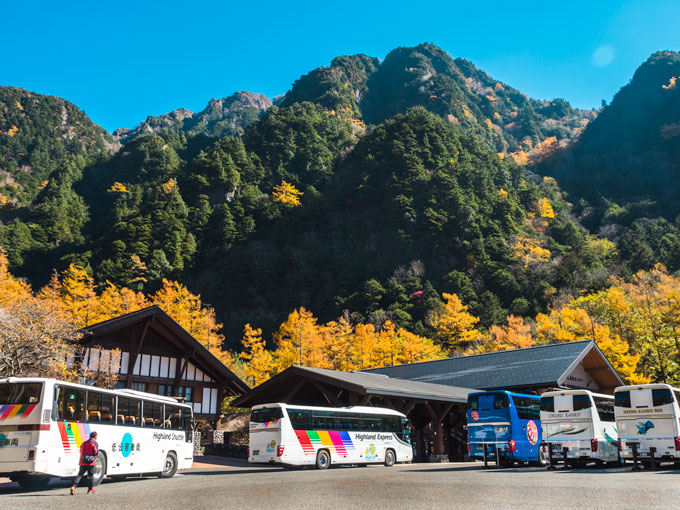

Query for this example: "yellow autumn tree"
[239,324,274,385]
[272,307,327,370]
[429,293,482,354]
[535,305,648,384]
[322,314,355,371]
[382,323,444,366]
[272,180,303,206]
[537,197,555,219]
[97,281,149,320]
[510,236,551,268]
[0,250,32,307]
[347,323,381,370]
[162,178,176,195]
[471,315,535,354]
[58,264,101,327]
[151,279,233,366]
[107,182,129,193]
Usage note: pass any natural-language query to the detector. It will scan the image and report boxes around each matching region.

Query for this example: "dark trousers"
[74,465,94,490]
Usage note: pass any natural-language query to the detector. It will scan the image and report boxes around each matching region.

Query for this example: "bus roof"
[615,383,680,392]
[467,390,539,399]
[0,377,192,408]
[540,389,614,400]
[251,403,407,417]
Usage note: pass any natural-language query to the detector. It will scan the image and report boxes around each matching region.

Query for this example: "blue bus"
[466,390,547,466]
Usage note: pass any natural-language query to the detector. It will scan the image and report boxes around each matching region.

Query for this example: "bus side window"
[86,390,102,423]
[384,416,400,433]
[593,397,615,422]
[167,405,181,430]
[494,394,509,410]
[143,401,163,427]
[614,391,631,408]
[118,397,141,426]
[57,387,86,422]
[101,394,115,424]
[540,396,554,412]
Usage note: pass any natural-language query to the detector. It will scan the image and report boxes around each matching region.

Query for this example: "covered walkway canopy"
[234,366,477,461]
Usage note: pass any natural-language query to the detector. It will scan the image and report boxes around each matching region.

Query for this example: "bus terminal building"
[234,341,624,461]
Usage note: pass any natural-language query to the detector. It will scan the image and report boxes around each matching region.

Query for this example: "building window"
[158,384,175,397]
[131,382,147,392]
[178,386,193,402]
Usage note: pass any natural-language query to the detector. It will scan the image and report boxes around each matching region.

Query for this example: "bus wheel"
[316,450,331,470]
[16,475,51,491]
[91,452,107,486]
[161,452,178,478]
[384,449,396,467]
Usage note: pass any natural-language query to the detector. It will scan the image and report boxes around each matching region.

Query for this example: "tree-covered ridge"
[281,54,380,120]
[0,87,119,205]
[113,91,272,144]
[280,44,595,153]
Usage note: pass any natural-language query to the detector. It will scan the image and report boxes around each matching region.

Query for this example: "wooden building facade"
[79,306,249,426]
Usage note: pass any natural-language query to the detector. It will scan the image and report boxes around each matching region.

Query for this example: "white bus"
[615,383,680,465]
[0,377,194,490]
[248,403,412,469]
[539,389,618,466]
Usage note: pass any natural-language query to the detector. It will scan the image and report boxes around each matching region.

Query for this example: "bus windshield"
[0,382,42,405]
[251,407,283,423]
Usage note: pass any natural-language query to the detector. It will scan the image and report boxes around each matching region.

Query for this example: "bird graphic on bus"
[365,444,377,461]
[635,420,654,435]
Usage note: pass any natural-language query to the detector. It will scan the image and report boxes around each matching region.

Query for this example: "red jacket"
[79,439,98,466]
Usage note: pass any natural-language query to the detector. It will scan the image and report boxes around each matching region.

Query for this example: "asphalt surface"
[1,457,679,510]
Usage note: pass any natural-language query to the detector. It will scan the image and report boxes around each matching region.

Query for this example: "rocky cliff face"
[114,91,272,144]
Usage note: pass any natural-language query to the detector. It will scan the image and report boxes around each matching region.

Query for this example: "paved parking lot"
[2,457,679,510]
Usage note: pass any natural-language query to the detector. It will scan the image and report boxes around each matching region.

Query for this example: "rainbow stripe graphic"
[295,430,354,456]
[56,421,91,453]
[264,419,280,428]
[0,404,37,421]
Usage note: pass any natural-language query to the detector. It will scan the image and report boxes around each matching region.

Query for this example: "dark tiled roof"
[233,365,477,407]
[364,341,605,390]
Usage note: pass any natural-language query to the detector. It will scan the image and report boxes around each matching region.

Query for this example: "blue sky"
[2,0,678,132]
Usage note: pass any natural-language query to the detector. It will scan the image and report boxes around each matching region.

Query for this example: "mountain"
[280,54,380,119]
[3,43,671,348]
[0,87,119,205]
[280,44,595,153]
[113,91,272,144]
[537,51,680,273]
[541,51,680,219]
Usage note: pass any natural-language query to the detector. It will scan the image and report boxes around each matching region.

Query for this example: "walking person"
[70,431,99,495]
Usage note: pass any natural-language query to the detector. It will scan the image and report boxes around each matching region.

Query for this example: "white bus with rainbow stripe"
[0,377,194,489]
[248,403,413,469]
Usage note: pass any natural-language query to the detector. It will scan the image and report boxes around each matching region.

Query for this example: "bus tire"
[384,449,396,467]
[91,452,107,486]
[316,449,331,470]
[161,451,178,478]
[16,475,51,491]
